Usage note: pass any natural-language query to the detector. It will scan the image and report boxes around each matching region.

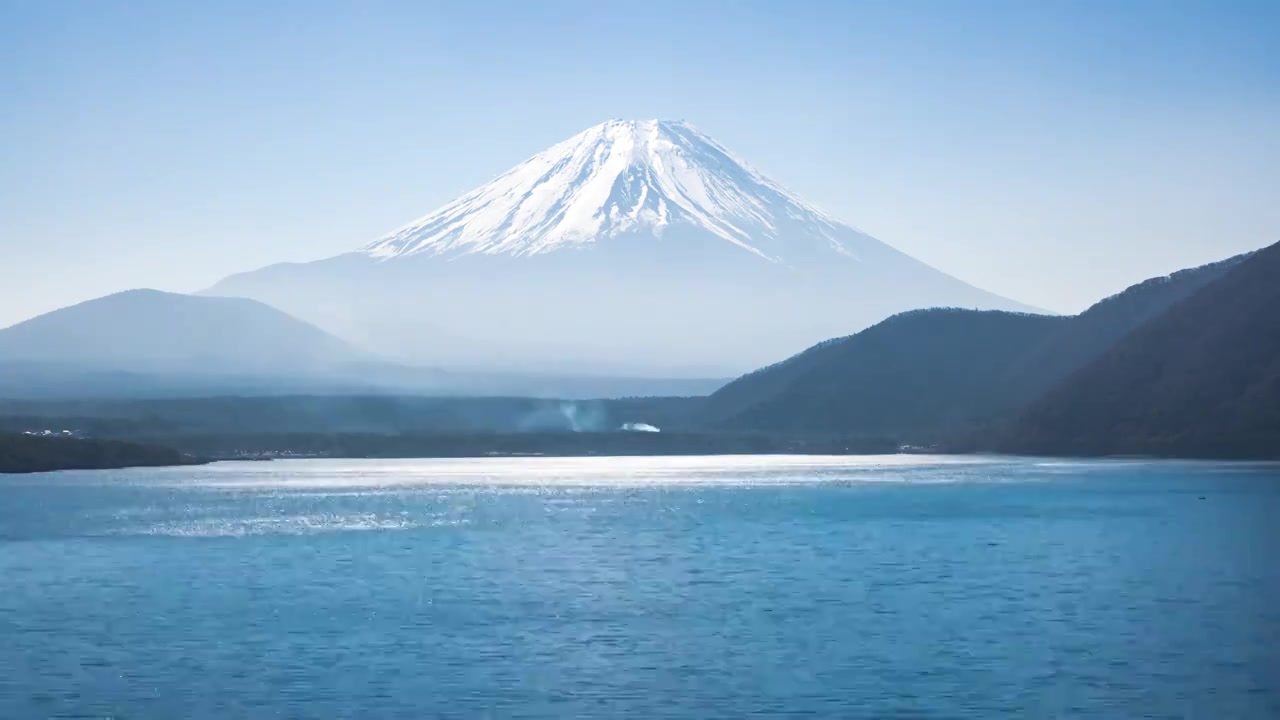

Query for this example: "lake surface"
[2,455,1279,718]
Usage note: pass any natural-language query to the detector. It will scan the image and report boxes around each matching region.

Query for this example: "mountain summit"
[207,119,1038,375]
[364,119,855,263]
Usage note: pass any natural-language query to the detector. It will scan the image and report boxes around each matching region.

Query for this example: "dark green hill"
[714,309,1063,438]
[0,433,201,474]
[707,251,1247,442]
[992,241,1280,458]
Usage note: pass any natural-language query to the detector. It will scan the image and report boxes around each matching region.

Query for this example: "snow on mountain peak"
[362,119,854,262]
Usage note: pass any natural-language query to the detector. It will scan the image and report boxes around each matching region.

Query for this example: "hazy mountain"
[0,290,727,400]
[706,250,1248,440]
[993,240,1280,458]
[0,289,364,377]
[205,119,1036,376]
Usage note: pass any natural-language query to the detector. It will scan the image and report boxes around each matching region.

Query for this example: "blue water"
[2,455,1279,718]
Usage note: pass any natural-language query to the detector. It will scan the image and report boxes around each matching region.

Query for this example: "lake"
[2,455,1278,718]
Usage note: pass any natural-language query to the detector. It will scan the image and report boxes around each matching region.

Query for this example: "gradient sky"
[2,0,1278,326]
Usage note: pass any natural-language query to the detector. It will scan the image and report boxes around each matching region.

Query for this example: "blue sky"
[2,0,1277,325]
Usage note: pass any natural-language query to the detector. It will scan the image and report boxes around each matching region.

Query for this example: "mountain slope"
[993,241,1280,458]
[997,252,1249,403]
[365,119,874,263]
[706,251,1248,440]
[0,290,728,399]
[206,119,1036,375]
[710,309,1064,438]
[0,289,364,377]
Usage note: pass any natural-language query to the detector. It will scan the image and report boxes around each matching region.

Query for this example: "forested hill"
[991,240,1280,459]
[703,250,1245,441]
[0,433,201,474]
[709,309,1064,438]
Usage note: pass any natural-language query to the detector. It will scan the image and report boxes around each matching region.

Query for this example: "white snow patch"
[362,119,855,263]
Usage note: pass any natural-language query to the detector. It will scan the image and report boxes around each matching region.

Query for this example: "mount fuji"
[206,119,1039,376]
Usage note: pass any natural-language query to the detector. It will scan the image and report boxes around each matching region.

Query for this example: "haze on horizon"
[2,0,1278,328]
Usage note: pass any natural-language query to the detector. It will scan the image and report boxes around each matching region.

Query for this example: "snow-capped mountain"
[364,119,854,263]
[206,119,1038,376]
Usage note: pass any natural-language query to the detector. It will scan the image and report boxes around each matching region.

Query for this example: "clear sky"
[2,0,1277,326]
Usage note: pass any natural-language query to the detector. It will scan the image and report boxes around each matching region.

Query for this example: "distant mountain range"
[0,289,724,400]
[2,118,1273,459]
[705,245,1274,458]
[0,289,365,376]
[1,242,1274,459]
[204,119,1036,376]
